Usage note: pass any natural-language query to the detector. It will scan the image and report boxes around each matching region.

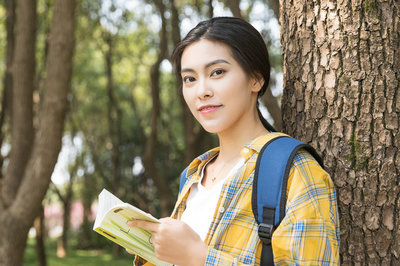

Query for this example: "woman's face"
[180,39,262,134]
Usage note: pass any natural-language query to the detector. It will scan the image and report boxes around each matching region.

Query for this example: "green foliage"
[48,0,284,217]
[0,0,284,250]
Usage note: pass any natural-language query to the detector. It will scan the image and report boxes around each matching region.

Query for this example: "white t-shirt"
[181,157,245,241]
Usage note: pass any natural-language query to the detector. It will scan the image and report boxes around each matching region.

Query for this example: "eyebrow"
[181,59,231,74]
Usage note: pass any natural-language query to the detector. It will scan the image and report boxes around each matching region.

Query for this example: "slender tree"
[142,0,173,216]
[280,0,400,264]
[52,162,78,258]
[104,32,123,196]
[33,206,47,266]
[0,0,76,264]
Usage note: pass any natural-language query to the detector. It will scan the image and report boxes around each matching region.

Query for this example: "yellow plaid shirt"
[135,133,340,265]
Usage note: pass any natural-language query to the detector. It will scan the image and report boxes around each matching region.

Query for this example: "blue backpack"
[179,136,323,265]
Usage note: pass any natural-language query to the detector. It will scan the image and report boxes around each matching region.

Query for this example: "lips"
[198,104,222,113]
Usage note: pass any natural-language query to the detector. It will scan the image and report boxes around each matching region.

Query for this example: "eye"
[182,76,196,84]
[211,69,226,77]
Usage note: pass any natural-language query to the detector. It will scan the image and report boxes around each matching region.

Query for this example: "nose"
[197,78,213,99]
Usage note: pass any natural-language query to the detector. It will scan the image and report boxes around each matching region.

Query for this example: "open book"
[93,188,172,266]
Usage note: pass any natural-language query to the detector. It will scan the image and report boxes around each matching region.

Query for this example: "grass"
[24,237,134,266]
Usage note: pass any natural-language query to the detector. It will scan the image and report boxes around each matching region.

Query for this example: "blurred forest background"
[0,0,399,265]
[0,0,284,265]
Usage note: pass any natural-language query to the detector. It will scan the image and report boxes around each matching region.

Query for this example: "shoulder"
[290,149,333,191]
[286,149,337,220]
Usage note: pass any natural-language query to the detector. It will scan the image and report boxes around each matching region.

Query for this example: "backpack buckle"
[258,223,274,245]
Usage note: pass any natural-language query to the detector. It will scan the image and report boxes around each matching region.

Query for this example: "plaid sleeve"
[271,150,340,265]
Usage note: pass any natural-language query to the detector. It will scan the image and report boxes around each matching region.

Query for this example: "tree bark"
[280,0,400,264]
[0,0,76,265]
[2,0,36,208]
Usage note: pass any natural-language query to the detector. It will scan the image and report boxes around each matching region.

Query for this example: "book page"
[94,189,124,229]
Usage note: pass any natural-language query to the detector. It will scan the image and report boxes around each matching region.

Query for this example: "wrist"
[190,241,208,266]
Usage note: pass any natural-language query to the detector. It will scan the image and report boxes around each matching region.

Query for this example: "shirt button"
[218,206,225,213]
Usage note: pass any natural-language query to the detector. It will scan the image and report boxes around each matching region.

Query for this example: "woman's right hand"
[127,217,207,266]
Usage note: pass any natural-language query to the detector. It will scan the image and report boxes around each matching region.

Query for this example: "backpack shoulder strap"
[179,166,189,193]
[252,136,323,265]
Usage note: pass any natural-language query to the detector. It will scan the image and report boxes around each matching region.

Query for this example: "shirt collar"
[192,132,288,164]
[243,132,288,152]
[173,132,288,217]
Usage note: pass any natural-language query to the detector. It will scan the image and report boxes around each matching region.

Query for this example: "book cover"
[93,188,172,266]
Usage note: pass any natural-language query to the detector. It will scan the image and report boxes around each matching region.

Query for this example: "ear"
[250,73,265,93]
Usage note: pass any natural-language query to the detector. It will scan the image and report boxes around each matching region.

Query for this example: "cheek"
[182,89,190,105]
[182,90,196,112]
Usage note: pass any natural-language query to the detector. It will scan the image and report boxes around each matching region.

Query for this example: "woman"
[128,17,340,265]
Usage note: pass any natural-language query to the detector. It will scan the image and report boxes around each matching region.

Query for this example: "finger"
[159,217,173,223]
[127,220,159,232]
[126,248,135,255]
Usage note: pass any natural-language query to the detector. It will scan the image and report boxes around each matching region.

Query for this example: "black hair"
[172,17,276,132]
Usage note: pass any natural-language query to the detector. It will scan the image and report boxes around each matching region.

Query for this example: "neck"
[216,119,268,163]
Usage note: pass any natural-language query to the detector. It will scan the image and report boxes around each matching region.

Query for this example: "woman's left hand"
[127,217,207,266]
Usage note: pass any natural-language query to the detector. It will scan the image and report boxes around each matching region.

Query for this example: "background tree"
[280,0,400,264]
[0,0,76,265]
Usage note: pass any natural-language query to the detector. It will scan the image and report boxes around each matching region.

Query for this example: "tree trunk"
[225,0,243,19]
[34,206,47,266]
[104,33,122,195]
[207,0,214,18]
[280,0,400,264]
[267,0,280,22]
[2,0,36,208]
[53,177,75,258]
[142,0,174,216]
[56,196,71,258]
[0,0,16,177]
[103,33,124,257]
[0,0,76,265]
[78,174,94,249]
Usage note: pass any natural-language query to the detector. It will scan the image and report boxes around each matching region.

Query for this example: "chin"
[200,124,226,134]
